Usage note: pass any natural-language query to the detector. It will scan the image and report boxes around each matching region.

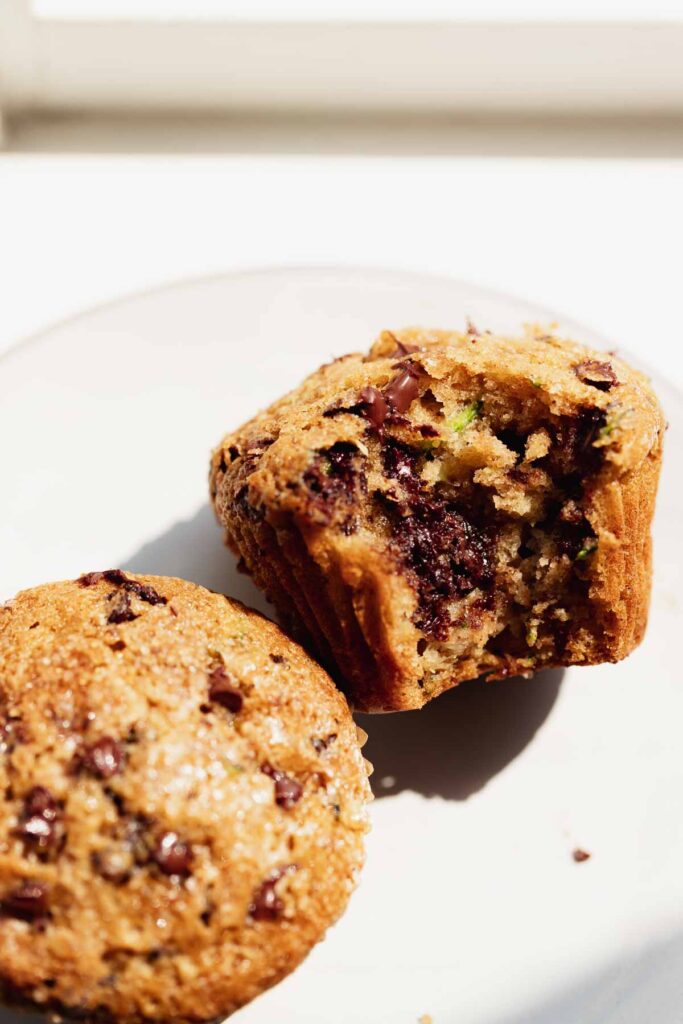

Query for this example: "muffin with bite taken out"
[210,324,664,712]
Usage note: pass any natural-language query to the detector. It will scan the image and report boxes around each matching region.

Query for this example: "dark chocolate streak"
[380,440,494,640]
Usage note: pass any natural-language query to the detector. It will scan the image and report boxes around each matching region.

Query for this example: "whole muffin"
[210,325,665,712]
[0,572,370,1023]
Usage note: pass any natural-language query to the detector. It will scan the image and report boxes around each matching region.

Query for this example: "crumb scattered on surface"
[379,775,396,789]
[418,1014,434,1024]
[573,848,591,863]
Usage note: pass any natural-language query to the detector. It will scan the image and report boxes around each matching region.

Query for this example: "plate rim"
[0,262,615,366]
[6,263,678,410]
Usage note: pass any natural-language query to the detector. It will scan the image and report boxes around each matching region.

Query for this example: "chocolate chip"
[107,592,137,625]
[207,666,243,713]
[250,880,283,921]
[380,438,422,493]
[108,639,126,652]
[550,409,606,477]
[379,440,495,640]
[274,776,303,809]
[153,832,192,876]
[573,361,618,391]
[302,442,365,531]
[18,817,54,846]
[81,737,125,779]
[383,366,422,414]
[101,569,128,585]
[129,582,167,606]
[251,436,275,451]
[573,848,591,863]
[261,763,303,809]
[359,386,388,429]
[249,865,296,922]
[311,733,337,754]
[393,339,420,357]
[269,653,285,664]
[81,568,130,589]
[77,571,105,587]
[22,787,58,820]
[15,787,61,851]
[2,881,48,921]
[384,411,411,428]
[416,424,440,438]
[80,569,167,606]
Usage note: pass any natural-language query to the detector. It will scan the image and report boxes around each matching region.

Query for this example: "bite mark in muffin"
[211,324,664,711]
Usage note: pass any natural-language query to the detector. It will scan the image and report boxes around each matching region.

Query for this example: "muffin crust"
[0,573,370,1022]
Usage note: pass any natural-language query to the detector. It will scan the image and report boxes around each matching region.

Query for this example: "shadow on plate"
[358,667,564,801]
[124,504,563,804]
[122,504,271,617]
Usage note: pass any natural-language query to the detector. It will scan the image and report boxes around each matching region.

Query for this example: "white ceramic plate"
[0,267,681,1024]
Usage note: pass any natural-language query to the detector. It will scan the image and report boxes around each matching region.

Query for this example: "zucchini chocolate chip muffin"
[0,572,370,1023]
[210,325,664,712]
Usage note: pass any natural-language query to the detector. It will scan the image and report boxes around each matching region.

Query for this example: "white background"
[31,0,683,21]
[1,145,682,390]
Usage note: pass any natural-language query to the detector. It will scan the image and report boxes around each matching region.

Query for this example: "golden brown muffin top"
[0,573,370,1023]
[213,325,663,489]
